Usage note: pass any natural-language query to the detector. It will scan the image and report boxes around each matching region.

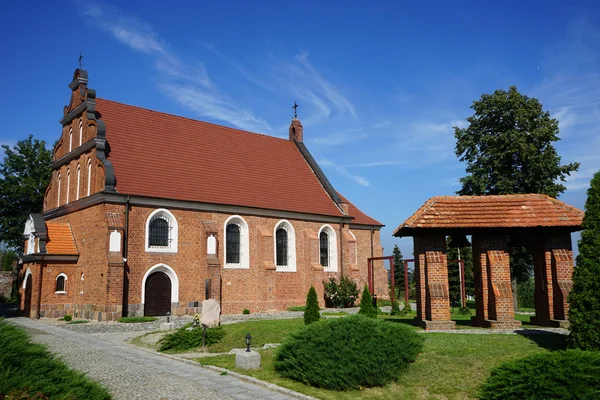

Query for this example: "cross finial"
[78,53,84,70]
[292,101,299,119]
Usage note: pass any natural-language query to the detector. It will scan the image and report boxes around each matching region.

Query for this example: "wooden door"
[144,272,171,317]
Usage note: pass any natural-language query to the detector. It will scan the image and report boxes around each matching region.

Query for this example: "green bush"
[517,278,535,309]
[0,319,110,399]
[287,306,306,311]
[158,326,225,352]
[304,286,321,325]
[117,316,158,323]
[63,315,72,322]
[403,300,412,313]
[390,301,401,315]
[358,285,377,318]
[242,309,250,315]
[275,315,424,390]
[480,350,600,400]
[322,275,359,308]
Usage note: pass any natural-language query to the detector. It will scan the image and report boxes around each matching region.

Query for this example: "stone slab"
[236,350,261,370]
[160,322,176,331]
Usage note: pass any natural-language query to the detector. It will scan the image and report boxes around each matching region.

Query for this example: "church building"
[18,69,387,321]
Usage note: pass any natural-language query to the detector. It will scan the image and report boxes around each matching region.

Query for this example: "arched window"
[319,225,338,272]
[66,169,71,204]
[87,160,92,196]
[80,274,84,294]
[79,120,83,146]
[274,220,296,271]
[145,209,178,252]
[76,165,81,201]
[224,215,249,268]
[55,273,67,293]
[69,129,73,152]
[57,174,61,207]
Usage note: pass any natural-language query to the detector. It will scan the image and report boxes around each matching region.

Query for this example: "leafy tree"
[454,86,579,289]
[568,170,600,350]
[358,285,377,318]
[304,286,321,325]
[0,246,17,271]
[392,245,405,292]
[446,238,474,304]
[0,136,52,252]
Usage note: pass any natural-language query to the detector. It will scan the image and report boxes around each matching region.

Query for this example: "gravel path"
[9,318,307,400]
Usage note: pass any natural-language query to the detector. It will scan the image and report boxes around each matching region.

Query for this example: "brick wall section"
[531,231,573,326]
[20,203,386,319]
[0,271,13,298]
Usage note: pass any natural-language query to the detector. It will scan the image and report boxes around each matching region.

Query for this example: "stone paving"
[9,317,308,400]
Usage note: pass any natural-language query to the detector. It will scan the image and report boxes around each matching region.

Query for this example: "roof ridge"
[544,195,586,216]
[97,98,291,143]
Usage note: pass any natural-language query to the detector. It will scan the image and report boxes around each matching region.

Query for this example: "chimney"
[289,118,303,142]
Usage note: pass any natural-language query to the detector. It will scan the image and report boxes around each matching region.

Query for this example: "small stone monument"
[200,299,221,328]
[160,311,175,331]
[235,333,260,370]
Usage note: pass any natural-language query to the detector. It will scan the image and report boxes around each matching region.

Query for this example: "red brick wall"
[414,234,451,322]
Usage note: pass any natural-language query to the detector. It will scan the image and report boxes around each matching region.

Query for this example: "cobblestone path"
[9,318,304,400]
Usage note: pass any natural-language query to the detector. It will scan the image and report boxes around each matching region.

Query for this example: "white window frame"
[69,129,72,152]
[145,209,178,253]
[57,174,61,207]
[79,120,83,146]
[66,169,70,204]
[55,273,68,294]
[224,215,250,269]
[87,160,92,196]
[76,165,81,201]
[274,220,296,272]
[22,268,32,289]
[319,224,338,272]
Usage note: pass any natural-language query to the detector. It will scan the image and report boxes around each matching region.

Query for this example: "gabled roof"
[45,223,78,255]
[338,193,383,226]
[95,98,381,225]
[394,194,584,237]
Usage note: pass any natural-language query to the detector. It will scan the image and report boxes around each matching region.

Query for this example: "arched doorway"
[23,274,32,317]
[144,271,171,316]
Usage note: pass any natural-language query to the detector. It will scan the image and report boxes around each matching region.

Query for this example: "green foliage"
[286,306,306,311]
[457,306,471,315]
[304,286,321,325]
[403,300,412,313]
[0,319,110,399]
[517,277,535,309]
[242,309,250,315]
[0,247,17,272]
[569,170,600,350]
[480,350,600,400]
[358,285,377,318]
[392,245,405,290]
[0,136,53,252]
[117,316,158,323]
[63,315,72,322]
[446,240,474,302]
[322,275,359,308]
[274,315,424,391]
[390,301,401,316]
[158,326,225,352]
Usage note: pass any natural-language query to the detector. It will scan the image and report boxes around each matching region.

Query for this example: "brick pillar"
[471,234,520,329]
[413,235,455,330]
[531,232,573,328]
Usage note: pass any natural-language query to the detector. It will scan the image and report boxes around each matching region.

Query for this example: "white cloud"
[319,159,370,187]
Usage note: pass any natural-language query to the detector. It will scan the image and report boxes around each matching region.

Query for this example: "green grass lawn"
[208,319,305,352]
[0,319,111,399]
[199,330,566,400]
[117,316,158,323]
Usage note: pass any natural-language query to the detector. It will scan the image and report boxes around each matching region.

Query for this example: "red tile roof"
[394,194,583,236]
[96,99,380,225]
[46,223,78,255]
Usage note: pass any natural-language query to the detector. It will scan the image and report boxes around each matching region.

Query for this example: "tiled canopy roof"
[96,98,382,226]
[393,194,584,237]
[45,223,78,255]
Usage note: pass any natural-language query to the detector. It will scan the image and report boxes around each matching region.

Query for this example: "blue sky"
[1,1,599,257]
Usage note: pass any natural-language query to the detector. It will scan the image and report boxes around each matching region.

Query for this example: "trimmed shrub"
[63,315,72,322]
[480,350,600,400]
[304,286,321,325]
[322,275,359,308]
[242,309,250,315]
[275,315,424,390]
[569,170,600,350]
[358,285,376,318]
[403,300,412,313]
[517,277,535,309]
[158,326,225,352]
[390,301,401,315]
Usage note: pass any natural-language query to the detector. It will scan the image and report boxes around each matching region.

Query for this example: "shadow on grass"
[379,316,422,328]
[516,330,568,351]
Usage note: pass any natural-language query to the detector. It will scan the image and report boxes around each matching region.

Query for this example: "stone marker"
[200,299,220,328]
[236,350,261,370]
[160,322,175,331]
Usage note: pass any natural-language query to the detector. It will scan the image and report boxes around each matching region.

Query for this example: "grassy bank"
[0,319,111,399]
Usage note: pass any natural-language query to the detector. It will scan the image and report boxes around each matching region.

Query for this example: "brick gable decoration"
[18,69,386,321]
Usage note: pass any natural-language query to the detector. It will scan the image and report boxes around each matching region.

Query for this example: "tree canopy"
[392,245,405,290]
[454,86,579,198]
[0,135,52,252]
[568,170,600,350]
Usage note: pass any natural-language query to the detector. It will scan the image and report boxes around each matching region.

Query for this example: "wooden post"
[389,258,395,305]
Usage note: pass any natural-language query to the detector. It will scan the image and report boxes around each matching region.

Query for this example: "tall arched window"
[69,129,73,152]
[55,273,67,293]
[319,225,338,272]
[66,169,71,204]
[274,220,296,271]
[76,165,81,201]
[57,174,61,207]
[87,160,92,196]
[145,209,178,252]
[79,121,83,146]
[224,215,250,268]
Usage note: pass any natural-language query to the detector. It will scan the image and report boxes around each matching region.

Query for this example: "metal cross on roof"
[292,101,299,119]
[78,53,84,69]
